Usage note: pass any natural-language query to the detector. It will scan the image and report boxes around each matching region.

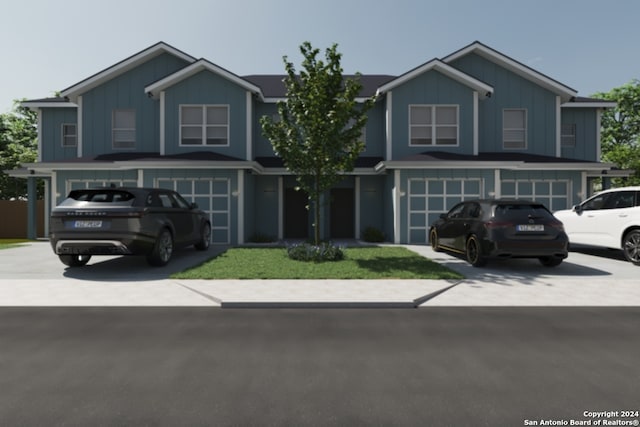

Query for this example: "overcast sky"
[1,0,638,112]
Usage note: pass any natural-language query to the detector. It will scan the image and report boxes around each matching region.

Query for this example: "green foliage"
[0,100,41,199]
[593,80,640,185]
[287,242,345,262]
[260,42,376,244]
[361,226,385,243]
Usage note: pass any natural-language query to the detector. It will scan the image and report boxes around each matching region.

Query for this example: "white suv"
[553,187,640,265]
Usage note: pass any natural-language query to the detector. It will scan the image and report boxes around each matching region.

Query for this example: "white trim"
[562,101,616,108]
[443,42,576,101]
[581,171,588,201]
[355,177,361,240]
[22,102,77,109]
[409,104,460,147]
[36,109,42,162]
[278,177,284,240]
[62,42,195,101]
[556,96,562,157]
[237,170,244,244]
[386,92,393,160]
[145,59,263,101]
[77,96,83,158]
[379,160,613,171]
[473,92,479,155]
[159,91,166,155]
[377,59,493,99]
[51,171,58,211]
[246,91,252,160]
[494,170,501,198]
[393,169,401,244]
[137,169,143,187]
[44,179,50,237]
[179,104,230,147]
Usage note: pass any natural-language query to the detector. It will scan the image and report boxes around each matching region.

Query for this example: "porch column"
[27,176,37,240]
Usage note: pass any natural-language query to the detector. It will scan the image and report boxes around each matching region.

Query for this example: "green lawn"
[0,239,30,250]
[172,246,464,280]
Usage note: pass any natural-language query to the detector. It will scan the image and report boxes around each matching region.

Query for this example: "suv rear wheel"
[147,229,173,266]
[622,230,640,265]
[59,254,91,267]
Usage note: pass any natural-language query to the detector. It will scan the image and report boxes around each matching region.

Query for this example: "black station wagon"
[50,187,211,267]
[429,200,568,267]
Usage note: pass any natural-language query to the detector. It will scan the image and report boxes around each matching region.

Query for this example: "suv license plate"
[74,220,103,228]
[517,224,544,232]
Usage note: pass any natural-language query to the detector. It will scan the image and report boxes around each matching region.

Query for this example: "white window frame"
[409,105,459,147]
[503,108,527,149]
[561,123,576,148]
[112,109,136,149]
[61,123,77,147]
[180,104,230,147]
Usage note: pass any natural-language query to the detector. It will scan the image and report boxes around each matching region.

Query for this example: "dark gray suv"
[50,187,211,267]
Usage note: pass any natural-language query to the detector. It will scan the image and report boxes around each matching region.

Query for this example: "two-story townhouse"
[12,41,616,245]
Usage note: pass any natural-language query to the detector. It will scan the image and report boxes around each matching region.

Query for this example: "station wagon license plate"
[74,220,103,228]
[517,224,544,232]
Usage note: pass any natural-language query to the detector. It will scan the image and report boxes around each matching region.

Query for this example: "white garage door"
[408,178,482,244]
[157,178,230,244]
[501,180,571,212]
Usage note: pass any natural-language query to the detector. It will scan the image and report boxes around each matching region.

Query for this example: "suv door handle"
[619,214,628,218]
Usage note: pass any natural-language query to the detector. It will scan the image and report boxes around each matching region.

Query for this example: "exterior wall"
[390,70,476,159]
[163,71,248,159]
[561,108,599,161]
[40,108,77,161]
[253,103,279,158]
[449,53,558,156]
[359,175,386,234]
[363,103,386,157]
[81,53,189,157]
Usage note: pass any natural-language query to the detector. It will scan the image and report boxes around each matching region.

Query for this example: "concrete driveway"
[0,241,639,306]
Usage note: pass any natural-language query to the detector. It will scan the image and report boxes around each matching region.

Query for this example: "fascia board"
[21,102,77,109]
[443,42,578,101]
[380,160,521,169]
[562,102,617,108]
[376,59,493,98]
[145,59,264,100]
[61,43,196,100]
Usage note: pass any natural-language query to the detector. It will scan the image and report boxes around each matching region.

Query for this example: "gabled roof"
[146,59,263,100]
[21,97,76,109]
[562,96,617,108]
[443,41,577,101]
[376,59,494,99]
[60,42,196,102]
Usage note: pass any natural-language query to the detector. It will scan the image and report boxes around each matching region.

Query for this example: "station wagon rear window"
[67,190,136,203]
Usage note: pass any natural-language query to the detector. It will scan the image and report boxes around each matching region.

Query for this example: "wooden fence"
[0,200,45,239]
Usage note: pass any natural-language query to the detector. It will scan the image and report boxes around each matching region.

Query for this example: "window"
[410,105,458,146]
[180,105,229,146]
[503,109,527,149]
[112,110,136,149]
[62,124,77,147]
[561,123,576,147]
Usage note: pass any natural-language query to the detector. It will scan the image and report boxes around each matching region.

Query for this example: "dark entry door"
[284,188,309,238]
[330,188,355,238]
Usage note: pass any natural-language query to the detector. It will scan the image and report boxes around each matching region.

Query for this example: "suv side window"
[603,191,635,209]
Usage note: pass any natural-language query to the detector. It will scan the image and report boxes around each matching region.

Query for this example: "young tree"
[0,100,39,199]
[260,42,375,244]
[594,80,640,185]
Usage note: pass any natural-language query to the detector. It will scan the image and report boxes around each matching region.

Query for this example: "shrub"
[287,242,345,262]
[361,226,385,243]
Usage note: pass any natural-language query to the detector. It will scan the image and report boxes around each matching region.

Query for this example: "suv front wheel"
[622,230,640,265]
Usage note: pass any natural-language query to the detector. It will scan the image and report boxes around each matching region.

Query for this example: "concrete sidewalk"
[0,242,639,307]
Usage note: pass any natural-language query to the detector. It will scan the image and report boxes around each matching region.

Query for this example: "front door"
[284,188,309,238]
[330,188,355,238]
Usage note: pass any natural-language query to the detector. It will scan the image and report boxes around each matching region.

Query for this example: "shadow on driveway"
[62,246,228,282]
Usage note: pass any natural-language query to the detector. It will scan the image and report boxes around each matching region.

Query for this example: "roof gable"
[443,41,577,101]
[146,59,263,100]
[376,59,493,99]
[60,42,196,101]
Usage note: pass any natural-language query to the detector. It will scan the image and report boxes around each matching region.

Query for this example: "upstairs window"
[561,123,576,148]
[112,110,136,149]
[180,105,229,146]
[62,124,77,147]
[503,109,527,149]
[410,105,458,146]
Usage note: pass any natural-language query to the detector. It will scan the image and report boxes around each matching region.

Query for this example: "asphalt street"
[1,307,639,426]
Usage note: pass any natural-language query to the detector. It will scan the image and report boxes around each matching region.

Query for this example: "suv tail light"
[484,221,515,230]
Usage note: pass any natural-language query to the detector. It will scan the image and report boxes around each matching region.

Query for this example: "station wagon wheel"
[430,229,441,252]
[195,222,211,251]
[622,230,640,265]
[148,229,173,266]
[59,254,91,267]
[539,256,563,267]
[466,235,487,267]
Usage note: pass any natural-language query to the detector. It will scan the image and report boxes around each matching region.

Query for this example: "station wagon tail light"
[549,221,565,232]
[484,221,515,230]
